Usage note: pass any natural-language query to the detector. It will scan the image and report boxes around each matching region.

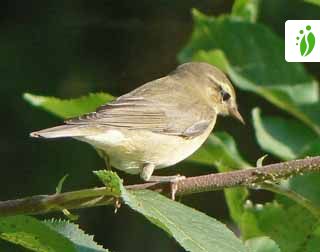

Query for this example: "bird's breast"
[79,120,215,174]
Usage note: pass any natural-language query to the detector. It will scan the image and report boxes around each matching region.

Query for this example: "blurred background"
[0,0,319,251]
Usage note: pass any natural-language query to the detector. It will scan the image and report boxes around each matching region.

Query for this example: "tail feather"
[30,125,87,139]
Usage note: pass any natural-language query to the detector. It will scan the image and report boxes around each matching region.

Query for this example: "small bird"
[30,62,244,182]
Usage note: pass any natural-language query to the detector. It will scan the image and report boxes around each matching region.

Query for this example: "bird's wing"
[66,80,215,138]
[66,96,169,131]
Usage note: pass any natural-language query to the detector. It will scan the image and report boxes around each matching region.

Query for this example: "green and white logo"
[285,20,320,62]
[296,25,315,57]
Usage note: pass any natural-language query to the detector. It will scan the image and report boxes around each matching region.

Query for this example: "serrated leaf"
[24,92,114,119]
[95,170,248,252]
[179,10,320,135]
[0,215,76,252]
[125,190,248,252]
[245,236,281,252]
[44,219,109,252]
[93,170,123,196]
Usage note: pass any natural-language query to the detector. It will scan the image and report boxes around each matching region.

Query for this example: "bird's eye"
[221,90,231,101]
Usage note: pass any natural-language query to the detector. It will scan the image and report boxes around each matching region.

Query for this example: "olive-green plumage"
[31,62,244,182]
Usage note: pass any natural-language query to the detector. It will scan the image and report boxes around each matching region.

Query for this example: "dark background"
[0,1,319,251]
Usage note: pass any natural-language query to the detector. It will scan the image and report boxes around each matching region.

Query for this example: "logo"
[285,20,320,62]
[296,25,315,57]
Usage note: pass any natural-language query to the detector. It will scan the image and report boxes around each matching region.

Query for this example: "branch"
[1,156,320,217]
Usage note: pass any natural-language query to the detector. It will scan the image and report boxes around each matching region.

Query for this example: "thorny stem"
[0,156,320,217]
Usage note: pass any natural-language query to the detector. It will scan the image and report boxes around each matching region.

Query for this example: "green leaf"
[179,11,320,135]
[241,202,320,252]
[95,170,248,252]
[232,0,260,22]
[0,215,76,252]
[56,174,69,194]
[126,190,248,252]
[252,108,320,207]
[189,132,250,224]
[93,170,123,196]
[281,173,320,207]
[300,102,320,127]
[305,0,320,6]
[192,49,229,73]
[189,132,249,168]
[304,226,320,252]
[245,236,281,252]
[301,140,320,156]
[44,219,109,252]
[252,108,318,160]
[24,92,114,119]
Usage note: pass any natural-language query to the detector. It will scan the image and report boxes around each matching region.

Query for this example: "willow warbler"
[30,62,244,182]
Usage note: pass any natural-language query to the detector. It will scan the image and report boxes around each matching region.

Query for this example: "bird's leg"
[105,154,112,171]
[140,163,186,200]
[95,148,105,159]
[140,163,155,181]
[141,164,185,200]
[95,148,112,171]
[140,163,186,183]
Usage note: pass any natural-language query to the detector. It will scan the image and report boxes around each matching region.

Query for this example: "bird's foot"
[148,175,186,201]
[140,164,185,200]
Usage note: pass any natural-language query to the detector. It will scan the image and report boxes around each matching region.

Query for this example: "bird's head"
[175,62,245,124]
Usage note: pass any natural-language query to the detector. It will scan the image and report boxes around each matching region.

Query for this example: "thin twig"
[0,156,320,217]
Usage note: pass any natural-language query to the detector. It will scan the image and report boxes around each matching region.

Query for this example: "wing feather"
[65,78,215,137]
[65,96,170,131]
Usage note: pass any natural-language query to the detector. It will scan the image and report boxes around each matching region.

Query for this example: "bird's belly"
[79,123,214,174]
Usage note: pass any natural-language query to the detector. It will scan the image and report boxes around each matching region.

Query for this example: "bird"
[30,62,244,182]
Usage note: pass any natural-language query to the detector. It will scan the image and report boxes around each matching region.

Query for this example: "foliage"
[0,216,109,252]
[178,0,320,251]
[24,93,114,119]
[305,0,320,6]
[95,170,248,252]
[1,0,320,251]
[44,219,109,252]
[180,10,319,135]
[245,236,281,252]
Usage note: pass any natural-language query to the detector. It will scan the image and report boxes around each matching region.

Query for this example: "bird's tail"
[30,125,87,139]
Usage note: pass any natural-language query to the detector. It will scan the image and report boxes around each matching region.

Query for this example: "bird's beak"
[230,107,245,125]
